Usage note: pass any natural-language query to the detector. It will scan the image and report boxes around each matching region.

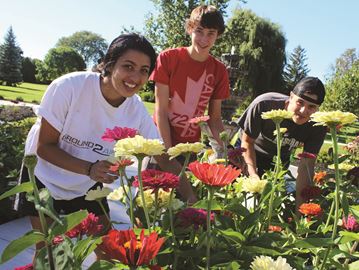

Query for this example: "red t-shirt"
[150,47,230,145]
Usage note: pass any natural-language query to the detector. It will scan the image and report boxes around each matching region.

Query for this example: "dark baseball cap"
[292,77,325,105]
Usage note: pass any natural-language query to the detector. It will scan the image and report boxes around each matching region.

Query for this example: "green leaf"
[291,237,333,248]
[240,211,260,232]
[0,230,45,263]
[339,231,359,241]
[225,261,240,270]
[225,199,249,217]
[0,182,33,201]
[349,260,359,270]
[245,246,283,256]
[217,229,245,244]
[350,205,359,219]
[87,260,119,270]
[341,191,349,217]
[73,236,102,263]
[50,209,88,238]
[192,199,222,210]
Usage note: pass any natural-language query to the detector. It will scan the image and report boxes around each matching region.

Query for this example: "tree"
[21,57,37,83]
[283,45,310,94]
[56,31,108,67]
[39,46,86,82]
[0,27,23,86]
[144,0,230,52]
[331,48,358,77]
[219,9,286,97]
[322,52,359,115]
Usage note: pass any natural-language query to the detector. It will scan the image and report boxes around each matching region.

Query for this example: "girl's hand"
[88,160,118,184]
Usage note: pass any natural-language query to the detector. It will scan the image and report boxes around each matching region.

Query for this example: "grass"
[0,82,155,115]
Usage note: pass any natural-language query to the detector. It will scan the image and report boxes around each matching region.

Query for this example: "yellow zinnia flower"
[114,135,165,158]
[85,186,112,201]
[311,111,357,127]
[167,142,205,159]
[107,186,131,204]
[135,189,183,213]
[328,163,354,171]
[261,109,293,123]
[273,128,288,136]
[242,176,268,194]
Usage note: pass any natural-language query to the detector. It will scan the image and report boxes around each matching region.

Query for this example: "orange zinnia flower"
[268,225,282,232]
[299,203,323,217]
[313,171,327,185]
[109,159,134,172]
[188,161,241,187]
[100,229,165,267]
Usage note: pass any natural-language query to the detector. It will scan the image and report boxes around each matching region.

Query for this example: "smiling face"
[101,49,151,106]
[286,92,320,125]
[188,26,218,58]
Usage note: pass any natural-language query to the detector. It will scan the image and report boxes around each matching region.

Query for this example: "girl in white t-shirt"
[20,33,195,263]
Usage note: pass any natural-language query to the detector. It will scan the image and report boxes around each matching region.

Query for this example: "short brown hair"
[185,5,225,35]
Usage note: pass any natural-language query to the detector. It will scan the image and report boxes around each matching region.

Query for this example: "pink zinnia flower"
[14,264,33,270]
[177,208,214,229]
[53,213,103,244]
[109,159,134,172]
[133,169,179,193]
[297,152,317,159]
[188,115,210,124]
[101,126,137,142]
[300,186,322,201]
[188,161,241,187]
[342,215,359,232]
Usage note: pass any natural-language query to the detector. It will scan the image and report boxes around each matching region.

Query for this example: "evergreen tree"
[283,45,310,93]
[0,27,23,86]
[21,57,37,83]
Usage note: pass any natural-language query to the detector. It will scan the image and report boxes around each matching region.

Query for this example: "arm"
[295,157,315,213]
[37,118,117,184]
[154,154,197,203]
[241,131,259,178]
[155,83,172,149]
[207,99,225,147]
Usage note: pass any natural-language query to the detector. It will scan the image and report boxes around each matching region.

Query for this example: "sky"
[1,0,358,82]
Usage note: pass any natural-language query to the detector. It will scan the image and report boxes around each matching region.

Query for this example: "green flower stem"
[168,188,178,247]
[152,190,159,229]
[97,200,113,230]
[330,126,341,241]
[179,153,191,179]
[324,199,335,231]
[136,156,151,230]
[266,122,282,230]
[344,241,358,267]
[27,166,55,270]
[122,172,135,228]
[206,187,214,270]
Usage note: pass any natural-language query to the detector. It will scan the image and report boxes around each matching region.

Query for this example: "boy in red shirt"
[150,5,230,151]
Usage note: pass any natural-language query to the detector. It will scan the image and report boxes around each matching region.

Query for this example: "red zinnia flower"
[299,203,323,217]
[300,186,322,201]
[188,115,210,124]
[188,161,240,187]
[133,169,179,193]
[109,159,134,172]
[101,126,137,142]
[53,213,103,244]
[176,208,214,229]
[100,229,165,267]
[342,215,359,232]
[268,225,282,232]
[14,264,33,270]
[297,152,317,160]
[313,171,327,185]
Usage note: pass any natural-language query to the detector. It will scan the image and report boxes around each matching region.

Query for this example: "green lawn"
[0,82,155,115]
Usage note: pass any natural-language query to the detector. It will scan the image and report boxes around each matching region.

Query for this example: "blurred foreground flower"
[250,255,294,270]
[313,171,327,185]
[268,225,282,232]
[342,214,359,232]
[176,208,214,230]
[14,263,33,270]
[242,176,268,194]
[114,135,165,157]
[167,142,205,159]
[100,229,165,267]
[299,203,323,217]
[261,109,293,123]
[135,189,183,213]
[133,169,179,193]
[297,152,317,159]
[109,159,134,173]
[311,111,357,127]
[85,186,112,201]
[188,161,240,187]
[300,186,322,201]
[101,126,137,142]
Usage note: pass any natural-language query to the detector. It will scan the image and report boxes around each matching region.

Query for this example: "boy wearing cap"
[236,77,326,210]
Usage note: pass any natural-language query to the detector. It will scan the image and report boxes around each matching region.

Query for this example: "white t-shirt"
[25,71,160,200]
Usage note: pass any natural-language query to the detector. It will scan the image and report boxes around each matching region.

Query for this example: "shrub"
[140,91,155,103]
[15,96,24,102]
[0,108,35,224]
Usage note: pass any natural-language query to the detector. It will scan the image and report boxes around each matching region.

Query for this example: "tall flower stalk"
[261,109,293,230]
[23,155,55,270]
[206,187,214,270]
[136,156,151,229]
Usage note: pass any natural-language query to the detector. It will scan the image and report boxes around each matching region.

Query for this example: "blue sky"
[1,0,358,82]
